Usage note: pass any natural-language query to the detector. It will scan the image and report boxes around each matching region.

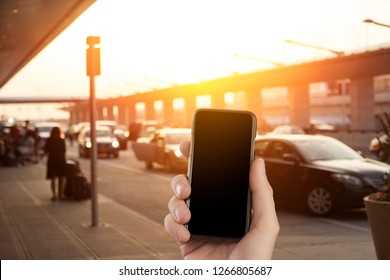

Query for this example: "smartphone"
[187,108,257,239]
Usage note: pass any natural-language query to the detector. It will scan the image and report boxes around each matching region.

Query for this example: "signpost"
[86,36,100,227]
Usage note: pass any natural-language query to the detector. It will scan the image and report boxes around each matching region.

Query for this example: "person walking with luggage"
[44,127,66,201]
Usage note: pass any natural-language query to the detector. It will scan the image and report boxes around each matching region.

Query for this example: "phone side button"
[185,199,190,229]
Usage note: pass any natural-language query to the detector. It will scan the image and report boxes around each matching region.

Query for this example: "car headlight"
[174,149,182,158]
[112,140,119,148]
[331,173,363,188]
[86,141,92,148]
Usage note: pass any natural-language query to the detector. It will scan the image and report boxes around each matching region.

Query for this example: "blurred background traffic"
[1,0,390,219]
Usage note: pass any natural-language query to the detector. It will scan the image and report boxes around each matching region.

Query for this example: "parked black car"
[255,134,389,216]
[129,120,161,141]
[113,125,130,150]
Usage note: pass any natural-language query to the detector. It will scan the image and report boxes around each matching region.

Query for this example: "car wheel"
[145,161,153,169]
[79,147,84,158]
[377,149,386,162]
[305,186,334,216]
[164,156,173,173]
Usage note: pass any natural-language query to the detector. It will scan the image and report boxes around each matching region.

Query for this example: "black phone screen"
[187,109,256,239]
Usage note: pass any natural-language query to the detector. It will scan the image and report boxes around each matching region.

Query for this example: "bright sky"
[1,0,390,120]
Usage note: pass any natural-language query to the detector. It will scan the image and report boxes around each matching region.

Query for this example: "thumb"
[249,158,279,232]
[231,158,279,259]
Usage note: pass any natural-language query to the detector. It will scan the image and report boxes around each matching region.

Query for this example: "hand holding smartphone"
[187,109,257,239]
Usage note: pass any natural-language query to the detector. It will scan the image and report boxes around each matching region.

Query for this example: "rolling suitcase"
[65,159,90,200]
[72,174,91,200]
[65,159,80,199]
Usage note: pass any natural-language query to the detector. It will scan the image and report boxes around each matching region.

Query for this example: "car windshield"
[293,138,362,162]
[86,129,111,137]
[37,126,53,133]
[165,132,191,145]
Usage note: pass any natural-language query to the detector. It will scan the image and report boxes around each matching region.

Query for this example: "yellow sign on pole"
[86,36,101,76]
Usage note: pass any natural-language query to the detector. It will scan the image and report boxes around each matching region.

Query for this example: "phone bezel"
[186,108,257,240]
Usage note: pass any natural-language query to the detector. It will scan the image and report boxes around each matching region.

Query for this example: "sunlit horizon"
[1,0,390,120]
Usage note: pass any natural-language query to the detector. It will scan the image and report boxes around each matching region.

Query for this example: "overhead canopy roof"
[0,0,96,89]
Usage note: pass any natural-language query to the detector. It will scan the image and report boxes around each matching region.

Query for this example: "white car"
[131,128,191,172]
[269,125,305,135]
[78,126,120,158]
[310,120,336,132]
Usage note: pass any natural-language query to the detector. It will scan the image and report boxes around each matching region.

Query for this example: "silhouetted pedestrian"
[44,127,66,201]
[67,125,75,146]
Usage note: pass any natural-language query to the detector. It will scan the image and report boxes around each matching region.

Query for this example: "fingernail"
[174,207,185,221]
[176,227,188,243]
[174,181,182,196]
[257,158,266,174]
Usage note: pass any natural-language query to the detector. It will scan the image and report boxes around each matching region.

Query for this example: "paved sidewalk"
[0,162,182,260]
[0,161,377,260]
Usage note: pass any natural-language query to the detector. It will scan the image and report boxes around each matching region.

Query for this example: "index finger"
[171,174,191,200]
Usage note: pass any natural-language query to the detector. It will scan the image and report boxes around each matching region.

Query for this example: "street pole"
[86,36,101,227]
[284,39,344,57]
[363,18,390,49]
[363,19,390,29]
[232,53,284,67]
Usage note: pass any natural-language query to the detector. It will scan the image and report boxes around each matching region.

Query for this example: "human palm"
[164,141,279,260]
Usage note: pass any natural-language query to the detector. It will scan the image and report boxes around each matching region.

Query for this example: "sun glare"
[67,0,380,91]
[30,0,384,94]
[1,0,389,120]
[65,0,335,89]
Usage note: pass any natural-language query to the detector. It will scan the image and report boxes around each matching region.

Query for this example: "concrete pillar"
[163,98,174,126]
[107,105,114,120]
[145,101,155,120]
[211,92,225,109]
[350,77,375,131]
[78,110,84,122]
[128,103,136,124]
[117,104,126,124]
[97,106,104,120]
[247,89,263,124]
[288,84,310,128]
[122,105,129,125]
[75,110,81,123]
[69,111,75,124]
[185,96,196,127]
